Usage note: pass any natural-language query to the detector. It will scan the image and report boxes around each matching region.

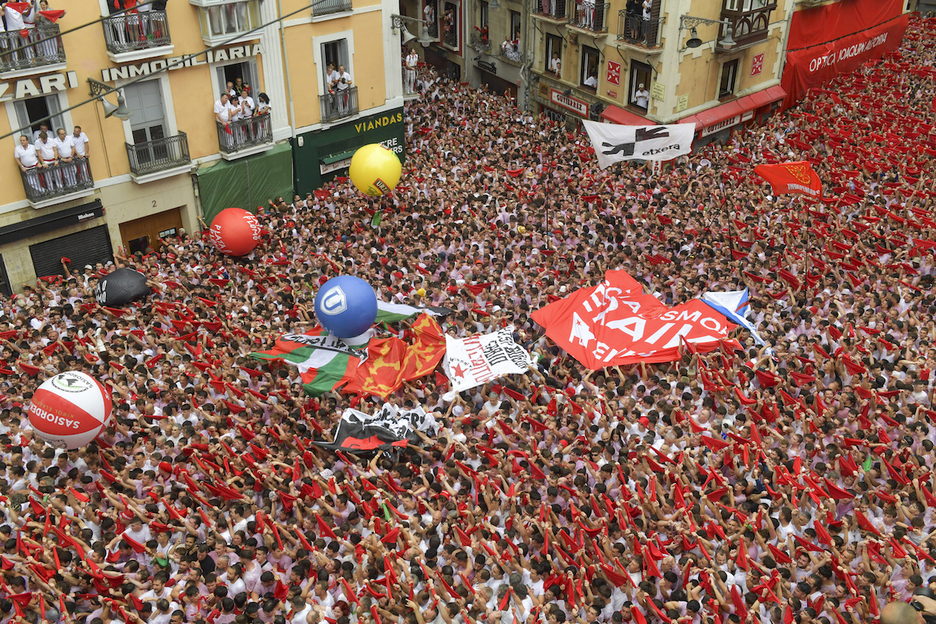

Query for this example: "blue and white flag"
[700,289,766,346]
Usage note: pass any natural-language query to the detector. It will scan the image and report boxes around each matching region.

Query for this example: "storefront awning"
[679,85,787,131]
[600,105,655,126]
[743,85,787,110]
[321,149,357,165]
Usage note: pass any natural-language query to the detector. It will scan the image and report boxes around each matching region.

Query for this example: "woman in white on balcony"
[35,1,62,59]
[3,1,33,64]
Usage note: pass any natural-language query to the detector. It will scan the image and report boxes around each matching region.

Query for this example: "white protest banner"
[442,326,533,400]
[582,120,695,168]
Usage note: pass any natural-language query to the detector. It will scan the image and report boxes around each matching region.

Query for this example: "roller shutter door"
[30,225,113,279]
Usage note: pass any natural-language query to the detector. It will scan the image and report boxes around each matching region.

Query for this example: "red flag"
[37,9,64,21]
[855,509,882,536]
[315,513,338,540]
[754,161,822,198]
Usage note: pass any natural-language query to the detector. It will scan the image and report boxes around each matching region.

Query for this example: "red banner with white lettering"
[530,271,735,369]
[781,0,908,109]
[753,161,822,198]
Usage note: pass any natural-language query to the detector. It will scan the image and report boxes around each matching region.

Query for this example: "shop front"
[680,85,786,148]
[292,108,406,196]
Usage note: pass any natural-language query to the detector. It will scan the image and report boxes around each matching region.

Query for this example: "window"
[509,10,521,42]
[629,60,651,109]
[423,0,438,38]
[321,40,350,89]
[719,59,738,98]
[545,33,562,75]
[196,1,260,44]
[14,95,66,140]
[442,2,459,48]
[721,0,773,45]
[217,61,261,98]
[480,1,488,29]
[580,45,599,90]
[124,81,166,146]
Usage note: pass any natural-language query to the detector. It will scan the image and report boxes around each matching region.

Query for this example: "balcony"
[127,132,191,184]
[427,20,439,39]
[618,11,664,49]
[21,161,94,209]
[443,28,459,49]
[718,2,776,50]
[0,26,66,78]
[568,2,609,35]
[192,0,261,47]
[319,87,359,123]
[102,11,173,63]
[500,42,523,66]
[470,31,492,54]
[533,0,567,21]
[313,0,351,17]
[216,115,273,160]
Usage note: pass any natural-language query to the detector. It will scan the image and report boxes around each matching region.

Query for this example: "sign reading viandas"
[442,326,532,400]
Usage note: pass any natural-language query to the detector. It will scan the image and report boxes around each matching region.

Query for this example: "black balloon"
[94,268,151,306]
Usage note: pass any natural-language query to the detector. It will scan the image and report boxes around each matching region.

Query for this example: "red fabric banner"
[753,161,822,198]
[530,271,734,369]
[786,0,903,50]
[781,7,909,108]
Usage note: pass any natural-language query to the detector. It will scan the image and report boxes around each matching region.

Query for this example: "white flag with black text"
[582,120,695,168]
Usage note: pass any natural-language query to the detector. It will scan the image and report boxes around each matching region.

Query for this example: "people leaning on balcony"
[14,135,39,172]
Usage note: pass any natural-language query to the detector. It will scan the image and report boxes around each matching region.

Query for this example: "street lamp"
[391,14,434,46]
[87,78,131,120]
[679,15,736,50]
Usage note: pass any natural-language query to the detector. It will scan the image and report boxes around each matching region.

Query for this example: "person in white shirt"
[35,131,60,190]
[584,72,598,88]
[14,135,39,171]
[634,83,649,108]
[549,52,561,77]
[325,63,340,91]
[214,94,238,148]
[71,125,90,182]
[335,65,352,115]
[54,127,77,187]
[31,122,50,144]
[404,48,419,94]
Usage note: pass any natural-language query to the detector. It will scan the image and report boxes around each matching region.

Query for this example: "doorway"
[124,80,167,167]
[119,207,184,254]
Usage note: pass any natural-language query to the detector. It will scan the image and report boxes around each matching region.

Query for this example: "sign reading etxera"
[549,88,589,118]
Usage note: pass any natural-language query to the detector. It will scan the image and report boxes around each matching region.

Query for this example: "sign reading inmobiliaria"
[531,271,735,369]
[443,327,532,400]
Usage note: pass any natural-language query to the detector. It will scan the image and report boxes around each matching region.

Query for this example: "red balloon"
[209,208,261,256]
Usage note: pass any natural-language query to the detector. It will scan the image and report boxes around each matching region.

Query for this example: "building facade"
[404,0,800,143]
[0,0,405,292]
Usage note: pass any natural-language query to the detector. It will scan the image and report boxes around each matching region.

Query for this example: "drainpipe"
[278,0,297,138]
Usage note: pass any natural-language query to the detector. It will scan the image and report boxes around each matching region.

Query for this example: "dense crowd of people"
[1,13,936,624]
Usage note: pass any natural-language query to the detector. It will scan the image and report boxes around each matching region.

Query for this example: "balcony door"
[14,95,66,139]
[124,80,167,167]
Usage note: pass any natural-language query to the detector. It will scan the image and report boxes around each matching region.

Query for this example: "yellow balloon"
[349,144,402,196]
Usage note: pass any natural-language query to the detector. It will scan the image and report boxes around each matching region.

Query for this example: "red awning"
[679,85,788,131]
[600,105,655,126]
[741,85,786,110]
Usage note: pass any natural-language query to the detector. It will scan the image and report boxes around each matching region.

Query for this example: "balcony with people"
[533,0,567,21]
[568,1,609,35]
[0,23,66,78]
[14,131,94,209]
[101,9,173,63]
[618,0,664,49]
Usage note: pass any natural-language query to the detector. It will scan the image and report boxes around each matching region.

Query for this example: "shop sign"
[101,44,263,82]
[0,71,78,103]
[549,88,588,117]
